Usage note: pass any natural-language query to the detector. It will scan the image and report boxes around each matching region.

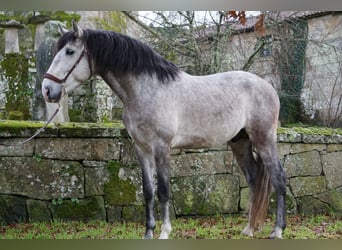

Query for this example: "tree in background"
[123,11,265,75]
[123,11,341,128]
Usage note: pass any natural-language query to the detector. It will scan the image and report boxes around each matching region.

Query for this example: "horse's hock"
[0,122,341,223]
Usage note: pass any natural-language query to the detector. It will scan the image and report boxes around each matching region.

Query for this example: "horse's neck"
[101,72,157,106]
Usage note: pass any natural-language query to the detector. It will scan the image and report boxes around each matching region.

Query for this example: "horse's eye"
[66,48,74,55]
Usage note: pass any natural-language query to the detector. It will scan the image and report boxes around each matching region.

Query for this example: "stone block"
[90,139,121,161]
[84,166,109,196]
[289,176,327,197]
[49,196,106,221]
[27,199,52,222]
[239,188,250,211]
[315,189,342,215]
[103,161,142,206]
[327,143,342,152]
[277,143,291,160]
[36,138,91,160]
[0,140,34,156]
[170,151,233,178]
[107,206,123,222]
[277,131,302,142]
[122,205,145,222]
[290,143,326,154]
[284,151,322,178]
[36,138,120,161]
[171,174,239,216]
[297,196,333,215]
[119,138,138,166]
[322,152,342,189]
[0,195,27,224]
[302,134,328,144]
[0,157,84,199]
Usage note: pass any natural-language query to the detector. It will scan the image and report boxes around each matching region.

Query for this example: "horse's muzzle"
[42,80,62,103]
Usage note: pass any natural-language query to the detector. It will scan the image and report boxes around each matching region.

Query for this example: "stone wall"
[0,122,341,224]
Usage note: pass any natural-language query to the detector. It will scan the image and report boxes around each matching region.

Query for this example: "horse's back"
[170,71,279,148]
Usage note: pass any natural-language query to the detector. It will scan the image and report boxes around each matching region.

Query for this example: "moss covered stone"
[50,196,105,221]
[26,199,51,222]
[1,53,32,120]
[296,196,333,215]
[8,111,24,120]
[171,174,239,216]
[104,161,137,206]
[0,195,27,224]
[290,176,327,197]
[0,120,124,138]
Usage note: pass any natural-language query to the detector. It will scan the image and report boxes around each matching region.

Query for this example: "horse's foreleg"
[155,144,172,239]
[135,145,156,239]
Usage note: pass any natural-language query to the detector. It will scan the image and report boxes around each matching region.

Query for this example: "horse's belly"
[171,128,240,149]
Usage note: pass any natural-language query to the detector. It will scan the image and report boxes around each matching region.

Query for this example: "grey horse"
[42,21,286,239]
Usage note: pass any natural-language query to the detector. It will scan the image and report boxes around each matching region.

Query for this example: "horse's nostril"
[44,86,50,98]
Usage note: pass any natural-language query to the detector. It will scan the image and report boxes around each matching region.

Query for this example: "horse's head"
[42,21,92,103]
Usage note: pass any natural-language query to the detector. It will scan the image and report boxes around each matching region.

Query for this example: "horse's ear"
[72,20,83,38]
[58,24,69,36]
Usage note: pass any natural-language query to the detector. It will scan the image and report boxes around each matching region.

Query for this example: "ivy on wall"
[278,20,308,124]
[0,53,32,119]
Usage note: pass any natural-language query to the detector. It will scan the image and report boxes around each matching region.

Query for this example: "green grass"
[0,215,341,239]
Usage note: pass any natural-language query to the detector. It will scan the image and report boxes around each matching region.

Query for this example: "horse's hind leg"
[135,145,156,239]
[230,131,261,237]
[249,131,287,239]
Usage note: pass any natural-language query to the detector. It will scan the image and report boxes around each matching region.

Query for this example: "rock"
[106,206,123,222]
[289,176,327,197]
[322,152,342,189]
[290,143,326,154]
[277,143,291,160]
[327,143,342,152]
[36,138,121,161]
[0,139,34,156]
[297,196,332,215]
[0,157,84,199]
[0,195,27,224]
[284,151,322,178]
[170,151,233,178]
[122,205,145,221]
[171,174,239,216]
[27,199,51,222]
[84,166,109,196]
[49,196,106,221]
[315,189,342,215]
[239,188,250,211]
[277,130,302,142]
[103,161,140,206]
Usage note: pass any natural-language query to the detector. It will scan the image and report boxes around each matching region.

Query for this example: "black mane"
[56,29,179,82]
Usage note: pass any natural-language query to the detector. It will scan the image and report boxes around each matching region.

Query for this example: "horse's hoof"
[242,225,254,237]
[143,231,154,239]
[270,227,283,239]
[159,232,169,239]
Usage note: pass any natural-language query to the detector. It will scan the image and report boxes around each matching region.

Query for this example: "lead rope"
[0,104,60,147]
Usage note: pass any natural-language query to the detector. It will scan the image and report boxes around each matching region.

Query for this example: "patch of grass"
[0,215,341,239]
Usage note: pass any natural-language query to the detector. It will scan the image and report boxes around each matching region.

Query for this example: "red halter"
[43,47,92,84]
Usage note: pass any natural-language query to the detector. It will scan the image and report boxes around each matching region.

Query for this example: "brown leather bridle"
[43,47,92,84]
